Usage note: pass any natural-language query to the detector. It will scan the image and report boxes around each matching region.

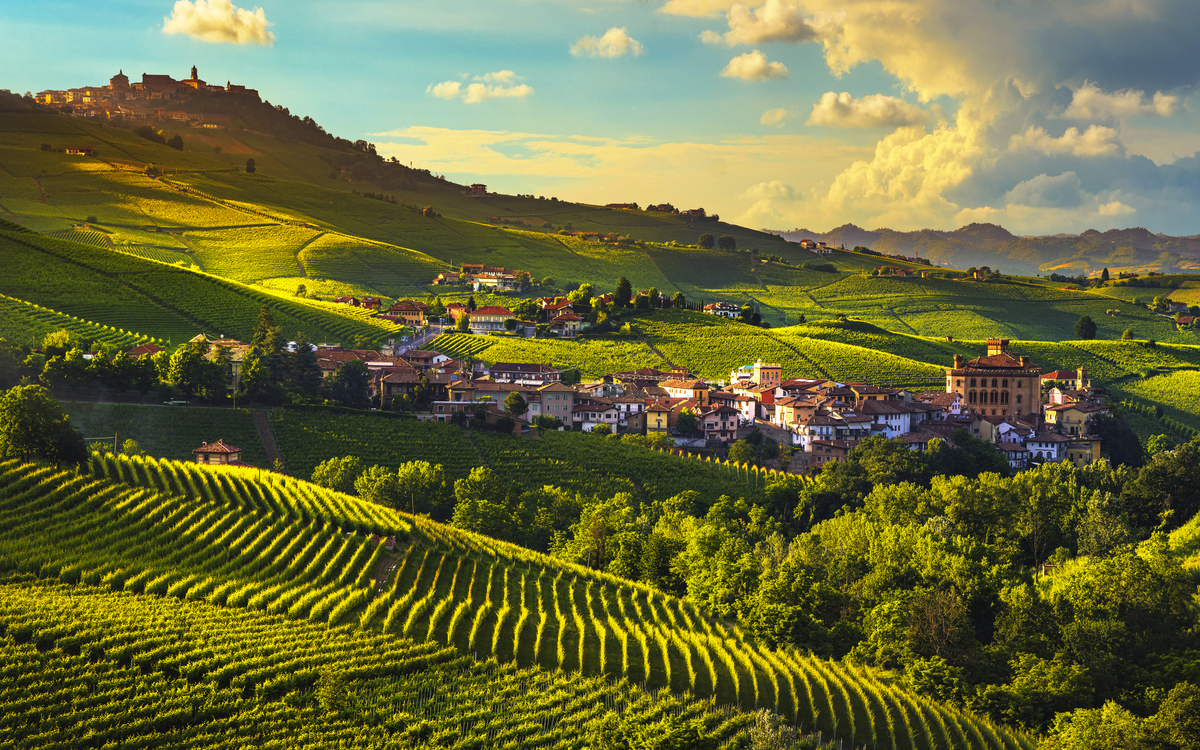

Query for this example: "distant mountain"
[768,223,1200,275]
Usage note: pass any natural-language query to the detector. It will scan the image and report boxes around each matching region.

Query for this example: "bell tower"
[190,65,198,81]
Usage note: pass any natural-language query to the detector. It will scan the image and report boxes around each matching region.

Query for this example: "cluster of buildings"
[36,67,257,123]
[431,265,529,292]
[179,329,1111,473]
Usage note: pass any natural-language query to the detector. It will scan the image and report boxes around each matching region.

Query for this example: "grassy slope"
[0,456,1035,749]
[0,227,407,345]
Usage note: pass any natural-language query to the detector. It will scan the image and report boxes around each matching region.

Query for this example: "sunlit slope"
[0,456,1034,750]
[0,228,406,344]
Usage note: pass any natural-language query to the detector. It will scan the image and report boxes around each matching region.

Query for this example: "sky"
[4,0,1200,236]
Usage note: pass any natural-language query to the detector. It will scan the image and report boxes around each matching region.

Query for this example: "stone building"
[945,338,1041,418]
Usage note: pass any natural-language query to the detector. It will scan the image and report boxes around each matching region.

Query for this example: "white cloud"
[701,0,816,46]
[571,27,645,58]
[1004,172,1087,208]
[1062,81,1180,120]
[760,107,792,126]
[720,50,788,80]
[426,72,533,104]
[746,180,797,199]
[162,0,274,45]
[806,92,930,128]
[1098,200,1137,216]
[1009,125,1122,157]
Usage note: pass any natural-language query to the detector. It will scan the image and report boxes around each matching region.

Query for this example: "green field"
[0,293,157,348]
[0,227,407,345]
[1111,371,1200,434]
[431,332,663,377]
[64,403,269,466]
[0,455,1035,749]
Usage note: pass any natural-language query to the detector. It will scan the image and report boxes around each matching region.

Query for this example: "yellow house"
[1044,402,1109,436]
[646,401,672,433]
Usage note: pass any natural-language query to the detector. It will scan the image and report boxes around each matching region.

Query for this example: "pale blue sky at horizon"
[5,0,1200,236]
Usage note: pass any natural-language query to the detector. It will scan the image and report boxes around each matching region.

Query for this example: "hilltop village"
[34,66,258,122]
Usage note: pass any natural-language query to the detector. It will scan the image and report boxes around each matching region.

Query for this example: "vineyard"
[0,455,1034,749]
[0,293,156,349]
[0,228,405,345]
[1110,371,1200,435]
[428,332,495,359]
[64,403,269,466]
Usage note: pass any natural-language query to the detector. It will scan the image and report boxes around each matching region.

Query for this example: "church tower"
[190,65,198,81]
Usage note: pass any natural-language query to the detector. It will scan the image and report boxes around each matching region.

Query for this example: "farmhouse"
[703,302,740,319]
[467,306,514,332]
[192,440,253,468]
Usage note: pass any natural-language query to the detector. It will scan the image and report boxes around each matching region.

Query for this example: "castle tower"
[190,65,198,81]
[109,70,129,90]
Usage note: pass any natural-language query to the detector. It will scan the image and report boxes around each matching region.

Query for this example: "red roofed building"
[126,343,165,360]
[946,338,1041,419]
[467,306,514,332]
[192,440,253,467]
[550,312,582,337]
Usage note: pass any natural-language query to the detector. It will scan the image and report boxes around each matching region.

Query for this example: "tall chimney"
[953,354,964,369]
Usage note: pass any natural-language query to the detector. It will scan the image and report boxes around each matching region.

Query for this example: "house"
[550,312,583,337]
[699,405,740,443]
[333,296,360,307]
[489,363,562,385]
[575,400,622,432]
[996,442,1030,471]
[1044,402,1110,436]
[662,379,710,405]
[798,239,818,250]
[1066,437,1103,468]
[645,401,673,433]
[856,399,916,438]
[432,272,462,286]
[126,343,164,360]
[465,184,487,196]
[973,266,992,280]
[1027,432,1070,463]
[192,440,253,467]
[65,146,94,156]
[446,303,468,321]
[402,350,442,370]
[703,302,741,319]
[389,300,428,327]
[1168,301,1189,313]
[729,360,781,388]
[467,306,514,332]
[361,297,382,310]
[808,439,851,468]
[1178,316,1196,327]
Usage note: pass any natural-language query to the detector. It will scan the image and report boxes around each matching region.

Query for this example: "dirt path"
[33,178,47,204]
[252,410,283,470]
[292,231,325,276]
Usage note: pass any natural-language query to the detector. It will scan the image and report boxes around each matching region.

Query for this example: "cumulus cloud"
[806,92,930,128]
[1003,172,1087,208]
[700,0,816,46]
[761,107,792,126]
[1009,125,1122,157]
[720,51,788,80]
[1099,200,1137,216]
[162,0,274,45]
[1061,81,1180,120]
[571,27,645,58]
[427,72,533,104]
[747,180,797,199]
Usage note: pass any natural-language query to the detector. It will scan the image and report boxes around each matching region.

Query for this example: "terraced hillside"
[0,455,1034,749]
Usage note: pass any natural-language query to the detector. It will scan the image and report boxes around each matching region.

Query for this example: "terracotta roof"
[193,440,241,454]
[961,352,1032,369]
[1042,370,1078,380]
[996,442,1029,453]
[127,343,165,358]
[470,306,513,316]
[662,379,708,389]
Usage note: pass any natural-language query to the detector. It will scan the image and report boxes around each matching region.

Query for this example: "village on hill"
[34,66,258,123]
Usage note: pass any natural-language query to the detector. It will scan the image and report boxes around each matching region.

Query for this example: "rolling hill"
[0,453,1035,749]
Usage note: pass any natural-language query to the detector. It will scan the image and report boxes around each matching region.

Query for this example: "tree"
[634,294,650,310]
[395,460,447,516]
[645,287,660,308]
[466,295,477,312]
[542,276,555,287]
[671,292,686,309]
[698,234,714,249]
[252,306,285,355]
[1122,328,1135,340]
[1074,315,1098,340]
[289,334,322,396]
[311,456,364,494]
[354,464,400,507]
[324,360,370,409]
[1146,433,1173,457]
[245,158,255,174]
[718,235,736,251]
[591,423,613,436]
[0,385,87,465]
[514,270,532,290]
[727,440,754,463]
[614,276,633,308]
[455,312,470,332]
[676,408,697,436]
[166,134,183,151]
[504,390,529,420]
[1100,267,1110,282]
[451,467,525,541]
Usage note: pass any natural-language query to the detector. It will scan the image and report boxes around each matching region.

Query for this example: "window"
[1016,394,1021,404]
[1002,379,1008,388]
[992,378,998,388]
[970,378,977,387]
[956,379,962,387]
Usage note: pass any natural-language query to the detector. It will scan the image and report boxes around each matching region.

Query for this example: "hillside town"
[187,331,1104,473]
[34,66,258,122]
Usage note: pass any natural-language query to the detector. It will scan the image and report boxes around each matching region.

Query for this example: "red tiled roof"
[193,440,241,454]
[470,306,513,316]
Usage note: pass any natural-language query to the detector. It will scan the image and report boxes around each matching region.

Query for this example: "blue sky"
[5,0,1200,236]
